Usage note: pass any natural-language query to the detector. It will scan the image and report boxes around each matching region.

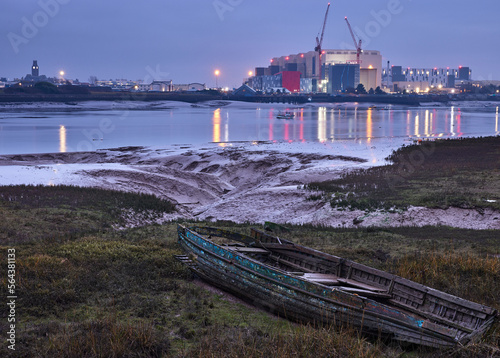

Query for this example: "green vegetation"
[34,81,59,94]
[307,136,500,212]
[0,185,175,242]
[0,185,498,357]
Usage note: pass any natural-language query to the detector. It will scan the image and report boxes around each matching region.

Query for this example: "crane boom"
[314,3,331,53]
[344,16,362,64]
[344,17,357,50]
[318,3,330,50]
[314,2,331,91]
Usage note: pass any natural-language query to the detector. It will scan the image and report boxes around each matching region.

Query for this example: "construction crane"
[314,2,331,89]
[344,16,362,64]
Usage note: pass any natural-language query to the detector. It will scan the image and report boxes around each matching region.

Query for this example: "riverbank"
[0,213,498,357]
[0,91,224,104]
[1,137,498,357]
[0,138,499,229]
[1,90,498,106]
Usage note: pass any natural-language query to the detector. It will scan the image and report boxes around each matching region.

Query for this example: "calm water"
[0,104,498,155]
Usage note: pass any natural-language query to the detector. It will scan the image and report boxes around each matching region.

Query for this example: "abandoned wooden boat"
[176,225,497,348]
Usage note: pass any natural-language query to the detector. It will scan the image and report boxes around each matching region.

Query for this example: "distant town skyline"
[2,0,500,88]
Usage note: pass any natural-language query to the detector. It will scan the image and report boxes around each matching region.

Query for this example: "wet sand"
[0,140,498,229]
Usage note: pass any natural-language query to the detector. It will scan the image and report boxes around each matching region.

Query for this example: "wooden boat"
[176,225,497,348]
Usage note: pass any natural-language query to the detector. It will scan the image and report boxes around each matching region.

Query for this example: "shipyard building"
[249,49,382,94]
[382,65,471,92]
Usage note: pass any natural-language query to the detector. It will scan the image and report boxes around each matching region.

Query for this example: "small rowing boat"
[176,225,497,348]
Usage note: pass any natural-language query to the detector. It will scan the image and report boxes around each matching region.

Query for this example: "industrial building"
[382,64,472,92]
[246,4,382,95]
[137,81,206,92]
[249,49,382,94]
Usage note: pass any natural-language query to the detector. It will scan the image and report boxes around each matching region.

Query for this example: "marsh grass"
[0,187,499,357]
[387,252,500,308]
[0,184,175,242]
[307,137,500,212]
[192,323,389,358]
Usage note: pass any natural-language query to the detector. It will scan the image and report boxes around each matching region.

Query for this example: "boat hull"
[177,225,497,348]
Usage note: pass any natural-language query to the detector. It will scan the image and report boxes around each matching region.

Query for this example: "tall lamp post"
[214,69,220,89]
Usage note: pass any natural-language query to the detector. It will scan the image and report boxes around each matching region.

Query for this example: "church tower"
[32,60,39,77]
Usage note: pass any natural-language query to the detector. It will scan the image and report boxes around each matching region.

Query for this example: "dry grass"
[0,185,498,357]
[307,136,500,212]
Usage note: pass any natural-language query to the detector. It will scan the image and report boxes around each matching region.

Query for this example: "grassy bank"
[0,186,498,357]
[307,136,500,213]
[0,185,175,242]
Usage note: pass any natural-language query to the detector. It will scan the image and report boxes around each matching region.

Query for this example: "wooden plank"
[392,290,425,306]
[392,287,426,305]
[348,262,394,280]
[227,247,270,254]
[389,299,476,334]
[421,320,459,338]
[302,273,340,285]
[336,287,392,299]
[269,255,316,273]
[337,278,387,292]
[426,297,487,320]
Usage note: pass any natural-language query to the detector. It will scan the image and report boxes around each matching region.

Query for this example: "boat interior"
[186,225,496,335]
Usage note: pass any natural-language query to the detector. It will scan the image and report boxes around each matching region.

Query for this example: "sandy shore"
[0,140,499,230]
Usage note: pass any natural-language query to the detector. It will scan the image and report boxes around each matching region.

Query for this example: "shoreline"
[0,92,499,107]
[0,98,498,113]
[1,139,498,230]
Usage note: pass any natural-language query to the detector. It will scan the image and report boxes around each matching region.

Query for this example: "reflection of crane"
[344,17,362,64]
[314,2,331,87]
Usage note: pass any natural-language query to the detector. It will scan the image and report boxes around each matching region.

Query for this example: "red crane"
[345,16,362,64]
[314,2,331,88]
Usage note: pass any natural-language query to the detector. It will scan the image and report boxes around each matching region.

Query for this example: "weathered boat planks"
[176,225,497,348]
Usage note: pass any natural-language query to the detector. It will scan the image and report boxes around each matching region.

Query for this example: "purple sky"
[2,0,499,88]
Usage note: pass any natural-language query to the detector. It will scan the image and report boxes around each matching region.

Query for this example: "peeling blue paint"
[177,226,497,348]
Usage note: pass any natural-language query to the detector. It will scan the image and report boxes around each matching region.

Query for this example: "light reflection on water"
[0,104,498,155]
[496,107,499,134]
[59,125,67,153]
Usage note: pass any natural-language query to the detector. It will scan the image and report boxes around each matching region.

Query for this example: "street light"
[214,69,220,89]
[248,71,253,77]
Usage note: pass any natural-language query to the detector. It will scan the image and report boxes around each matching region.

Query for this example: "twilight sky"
[1,0,500,88]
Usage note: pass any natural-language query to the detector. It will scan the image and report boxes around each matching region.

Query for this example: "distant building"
[232,84,257,97]
[383,66,472,92]
[250,71,300,93]
[150,80,173,92]
[96,79,144,91]
[138,83,151,92]
[325,64,360,93]
[23,59,47,84]
[173,83,206,92]
[458,66,471,81]
[300,78,313,93]
[249,49,382,93]
[32,60,39,77]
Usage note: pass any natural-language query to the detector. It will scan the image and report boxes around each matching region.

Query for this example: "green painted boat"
[177,225,497,348]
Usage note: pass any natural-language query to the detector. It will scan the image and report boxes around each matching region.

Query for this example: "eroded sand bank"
[0,140,498,229]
